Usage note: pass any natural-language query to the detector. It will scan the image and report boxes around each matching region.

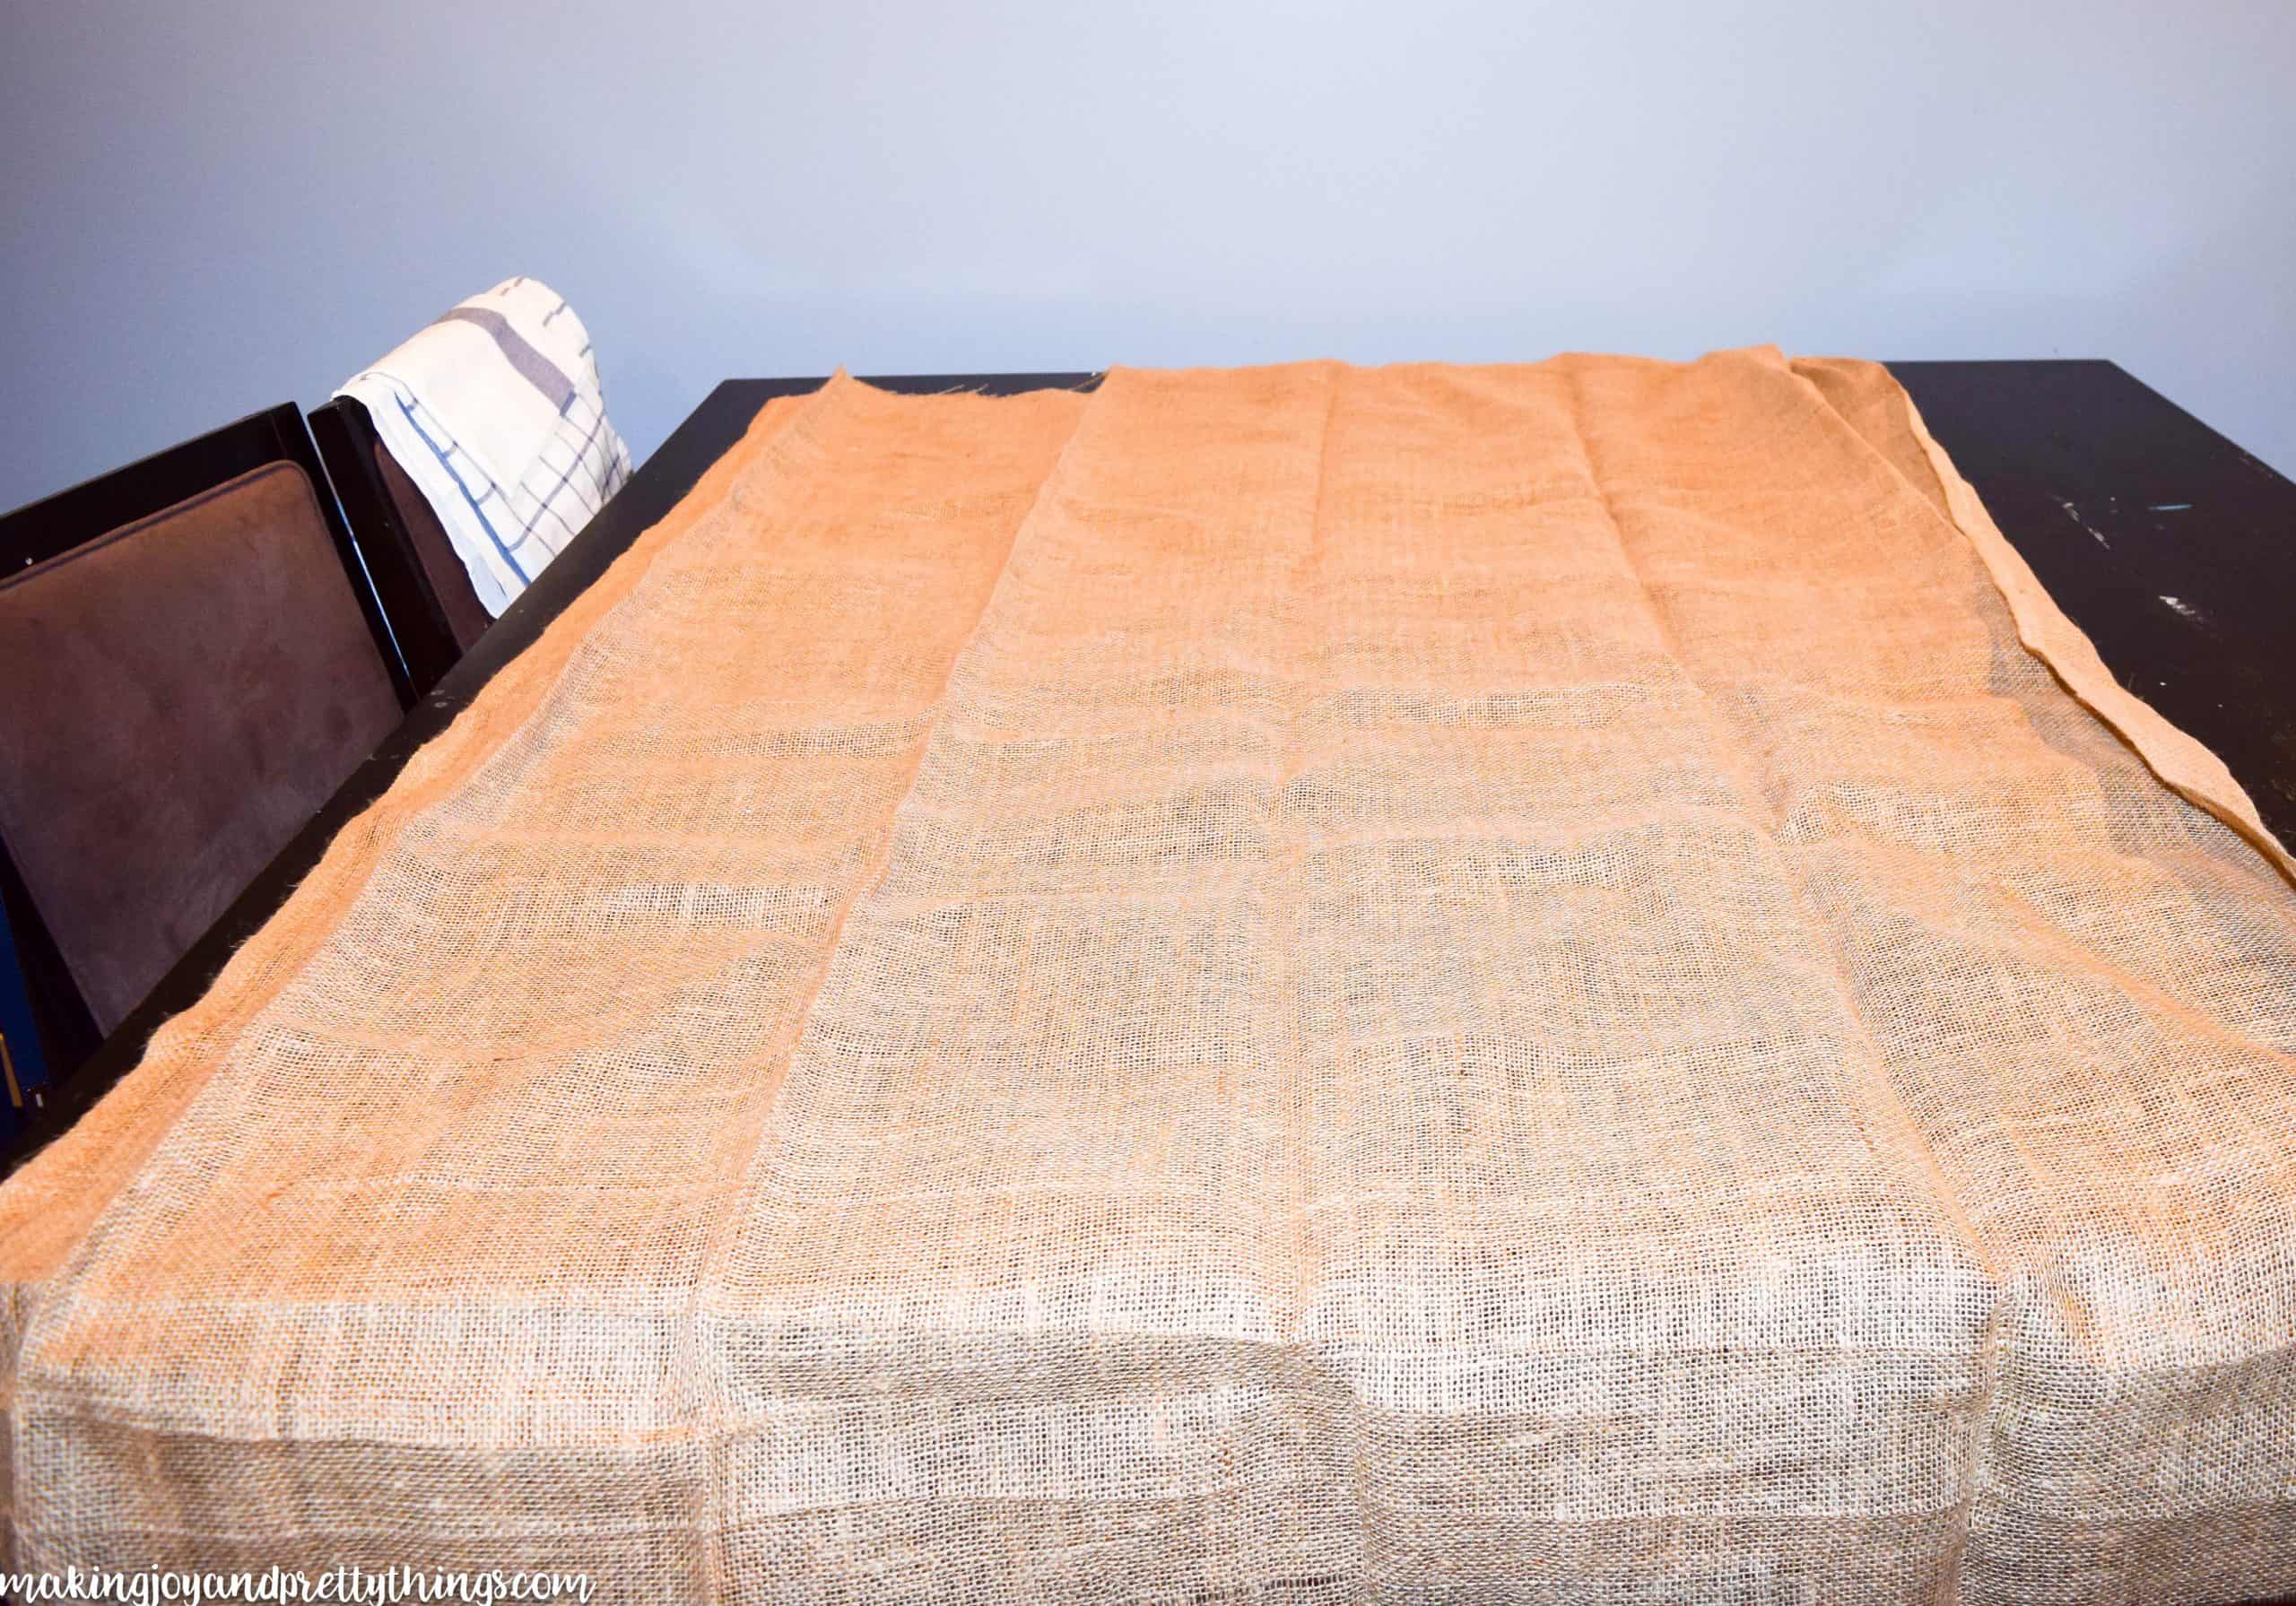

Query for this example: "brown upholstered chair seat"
[0,409,405,1070]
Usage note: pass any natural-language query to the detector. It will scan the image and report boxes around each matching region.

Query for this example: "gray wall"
[4,0,2292,511]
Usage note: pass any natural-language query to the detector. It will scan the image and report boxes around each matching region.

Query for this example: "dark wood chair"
[309,395,492,699]
[0,404,411,1089]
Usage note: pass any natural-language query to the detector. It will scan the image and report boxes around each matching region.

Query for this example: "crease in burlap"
[3,352,2292,1604]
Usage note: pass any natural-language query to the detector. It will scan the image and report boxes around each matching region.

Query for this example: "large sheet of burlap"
[3,350,2292,1603]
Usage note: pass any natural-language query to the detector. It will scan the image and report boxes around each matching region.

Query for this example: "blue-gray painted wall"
[4,0,2291,508]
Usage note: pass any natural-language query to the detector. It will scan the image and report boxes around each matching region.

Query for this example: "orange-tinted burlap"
[4,352,2292,1603]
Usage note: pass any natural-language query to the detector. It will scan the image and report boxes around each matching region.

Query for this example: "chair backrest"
[0,404,409,1072]
[309,395,491,699]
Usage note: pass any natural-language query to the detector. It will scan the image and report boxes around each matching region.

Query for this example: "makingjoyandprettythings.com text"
[0,1567,594,1604]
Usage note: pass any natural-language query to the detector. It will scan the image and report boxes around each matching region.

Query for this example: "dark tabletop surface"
[11,360,2293,1163]
[1890,361,2296,849]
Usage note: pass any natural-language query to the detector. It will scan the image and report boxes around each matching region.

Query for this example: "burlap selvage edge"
[0,392,816,1294]
[1898,388,2296,889]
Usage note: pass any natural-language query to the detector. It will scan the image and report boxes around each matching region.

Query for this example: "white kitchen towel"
[336,277,631,616]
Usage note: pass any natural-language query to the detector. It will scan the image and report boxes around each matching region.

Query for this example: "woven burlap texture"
[3,351,2292,1603]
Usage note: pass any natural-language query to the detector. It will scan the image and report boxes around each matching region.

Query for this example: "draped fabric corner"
[4,351,2292,1603]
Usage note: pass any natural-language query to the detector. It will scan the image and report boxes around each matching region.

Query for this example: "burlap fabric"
[3,350,2292,1602]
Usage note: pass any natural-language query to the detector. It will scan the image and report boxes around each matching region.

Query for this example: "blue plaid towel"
[336,278,632,616]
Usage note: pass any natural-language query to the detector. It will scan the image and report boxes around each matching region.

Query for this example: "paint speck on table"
[2056,497,2110,547]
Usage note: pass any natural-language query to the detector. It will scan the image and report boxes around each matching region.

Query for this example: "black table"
[12,361,2293,1164]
